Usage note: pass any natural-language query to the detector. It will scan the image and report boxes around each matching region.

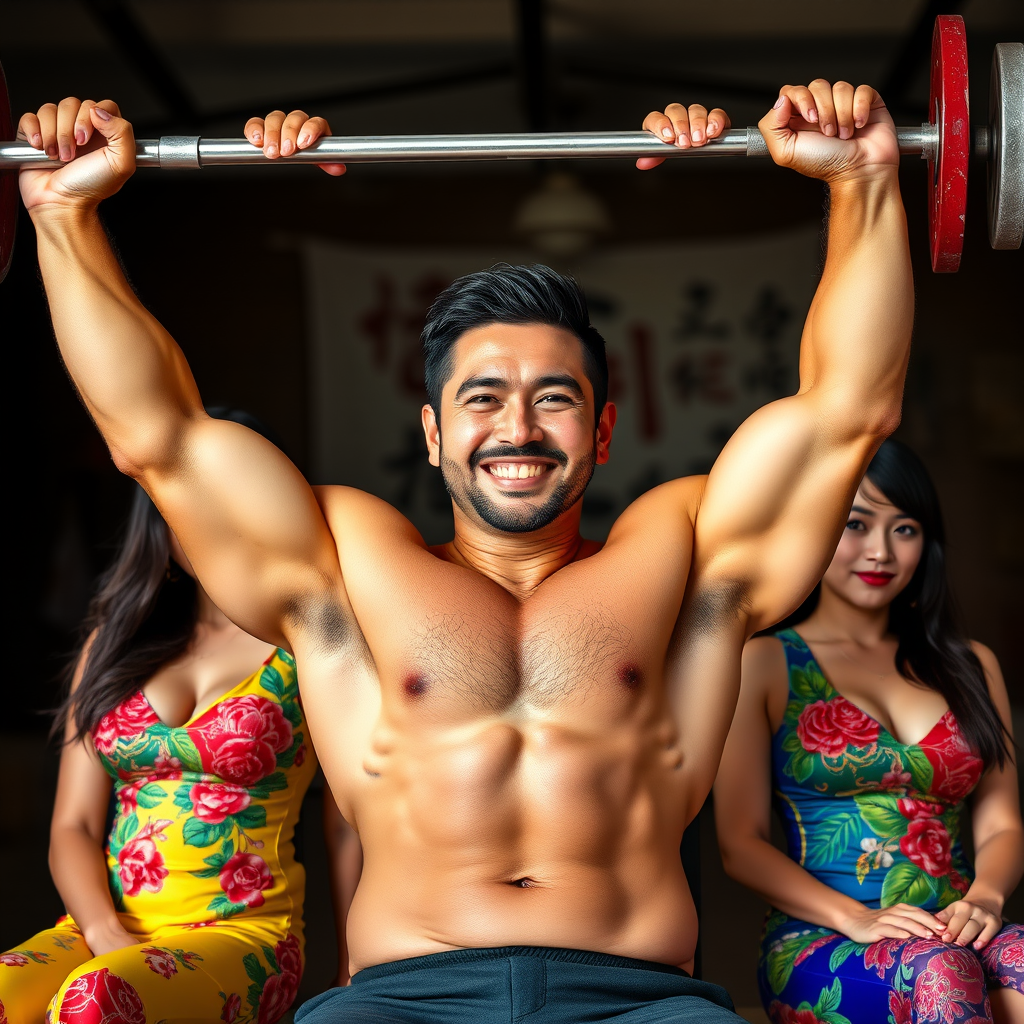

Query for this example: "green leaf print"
[167,731,202,768]
[233,805,267,830]
[805,812,862,870]
[781,731,803,754]
[904,747,934,792]
[182,817,233,848]
[766,932,824,995]
[787,749,815,784]
[243,952,268,986]
[135,783,166,809]
[815,978,843,1015]
[208,894,249,919]
[275,734,303,768]
[173,783,194,814]
[115,811,139,846]
[259,664,285,699]
[281,700,303,728]
[789,664,829,702]
[246,982,263,1012]
[262,945,279,973]
[248,772,288,799]
[828,939,866,973]
[855,794,907,839]
[881,861,937,907]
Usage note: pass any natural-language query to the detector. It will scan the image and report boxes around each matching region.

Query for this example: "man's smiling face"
[421,322,615,534]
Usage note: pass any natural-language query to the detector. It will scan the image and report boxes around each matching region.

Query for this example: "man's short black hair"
[421,264,608,424]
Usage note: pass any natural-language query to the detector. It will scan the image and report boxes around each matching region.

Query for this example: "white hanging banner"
[303,230,821,543]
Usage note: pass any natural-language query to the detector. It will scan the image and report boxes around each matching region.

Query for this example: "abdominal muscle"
[343,712,699,974]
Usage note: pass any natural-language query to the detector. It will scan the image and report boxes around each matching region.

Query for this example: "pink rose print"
[116,780,145,814]
[221,993,241,1022]
[767,1002,825,1024]
[154,753,183,780]
[0,999,7,1024]
[141,947,177,979]
[797,697,879,759]
[880,770,912,791]
[899,818,953,877]
[193,696,293,786]
[275,934,302,978]
[793,934,835,968]
[219,852,273,907]
[922,718,984,803]
[118,820,172,896]
[915,949,987,1024]
[257,970,299,1024]
[190,783,251,824]
[897,797,946,821]
[0,953,28,967]
[888,991,912,1024]
[93,694,160,757]
[981,927,1024,987]
[864,938,903,979]
[57,967,146,1024]
[293,743,306,767]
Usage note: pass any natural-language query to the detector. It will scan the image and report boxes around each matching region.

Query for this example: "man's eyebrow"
[454,375,509,400]
[534,374,584,397]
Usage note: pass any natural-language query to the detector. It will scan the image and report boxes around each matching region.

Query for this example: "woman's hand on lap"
[839,902,945,944]
[935,897,1004,949]
[83,920,140,957]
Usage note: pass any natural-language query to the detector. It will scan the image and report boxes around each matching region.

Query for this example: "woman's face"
[821,477,925,610]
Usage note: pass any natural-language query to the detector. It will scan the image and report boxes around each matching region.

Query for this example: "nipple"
[404,675,428,699]
[618,665,642,691]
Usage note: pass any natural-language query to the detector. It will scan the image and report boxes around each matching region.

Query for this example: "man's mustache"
[469,442,569,471]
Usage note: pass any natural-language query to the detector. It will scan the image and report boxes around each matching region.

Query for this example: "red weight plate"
[928,15,970,273]
[0,60,16,284]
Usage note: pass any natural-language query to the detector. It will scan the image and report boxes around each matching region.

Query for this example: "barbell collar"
[0,125,938,169]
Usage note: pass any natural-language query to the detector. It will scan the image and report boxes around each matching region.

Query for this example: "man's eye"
[468,395,497,404]
[538,394,572,404]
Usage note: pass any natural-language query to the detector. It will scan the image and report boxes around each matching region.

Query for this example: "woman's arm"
[714,636,944,943]
[323,782,363,986]
[937,643,1024,949]
[49,641,138,955]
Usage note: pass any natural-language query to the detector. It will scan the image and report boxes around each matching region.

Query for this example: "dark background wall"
[2,0,1022,1016]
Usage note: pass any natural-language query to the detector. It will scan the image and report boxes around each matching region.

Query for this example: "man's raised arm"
[687,80,913,637]
[19,98,342,646]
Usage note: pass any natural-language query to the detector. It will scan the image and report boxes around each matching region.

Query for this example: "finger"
[56,96,82,162]
[954,918,983,947]
[297,116,331,149]
[642,111,678,143]
[940,904,973,942]
[687,103,709,145]
[280,110,309,157]
[853,84,880,129]
[894,903,945,931]
[779,85,817,124]
[832,81,856,140]
[876,926,913,940]
[262,111,286,159]
[74,100,98,149]
[973,918,1001,950]
[636,156,667,170]
[664,102,692,148]
[317,162,347,176]
[706,106,731,137]
[88,105,137,177]
[244,117,266,148]
[807,79,838,138]
[884,915,941,939]
[18,112,43,149]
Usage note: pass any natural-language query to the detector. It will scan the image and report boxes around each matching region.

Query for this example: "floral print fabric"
[758,630,1023,1023]
[0,649,316,1024]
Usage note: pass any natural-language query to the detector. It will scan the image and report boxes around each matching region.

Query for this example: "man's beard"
[440,440,596,534]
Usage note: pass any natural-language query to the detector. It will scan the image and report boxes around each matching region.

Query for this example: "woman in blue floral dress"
[715,440,1023,1024]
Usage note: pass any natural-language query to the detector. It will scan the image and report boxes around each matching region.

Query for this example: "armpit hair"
[676,577,750,644]
[283,592,353,652]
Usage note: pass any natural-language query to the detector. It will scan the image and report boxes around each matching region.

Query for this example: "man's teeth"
[487,463,549,479]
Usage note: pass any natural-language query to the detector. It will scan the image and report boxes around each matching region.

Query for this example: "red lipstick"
[856,571,895,587]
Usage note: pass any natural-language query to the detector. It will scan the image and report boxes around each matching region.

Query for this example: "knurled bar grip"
[0,125,938,169]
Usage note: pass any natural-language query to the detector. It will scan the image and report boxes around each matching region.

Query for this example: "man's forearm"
[800,172,913,435]
[32,207,203,475]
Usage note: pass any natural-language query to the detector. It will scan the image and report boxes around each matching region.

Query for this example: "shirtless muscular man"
[19,82,912,1022]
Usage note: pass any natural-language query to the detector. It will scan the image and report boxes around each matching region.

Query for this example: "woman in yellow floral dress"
[0,411,317,1024]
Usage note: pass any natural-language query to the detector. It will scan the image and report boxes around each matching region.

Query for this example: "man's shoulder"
[608,475,708,539]
[312,485,425,549]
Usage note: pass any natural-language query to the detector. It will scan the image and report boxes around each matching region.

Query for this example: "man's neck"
[438,505,597,599]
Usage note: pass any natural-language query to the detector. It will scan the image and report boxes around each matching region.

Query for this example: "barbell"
[1,15,1021,282]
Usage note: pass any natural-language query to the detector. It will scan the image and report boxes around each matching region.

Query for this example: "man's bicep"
[146,416,342,644]
[694,393,878,631]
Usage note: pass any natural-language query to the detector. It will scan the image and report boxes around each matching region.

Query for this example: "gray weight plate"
[988,42,1024,250]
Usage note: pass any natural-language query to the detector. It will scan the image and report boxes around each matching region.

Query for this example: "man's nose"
[495,398,543,447]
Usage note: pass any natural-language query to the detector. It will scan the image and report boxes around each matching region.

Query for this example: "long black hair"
[775,439,1011,770]
[55,408,284,744]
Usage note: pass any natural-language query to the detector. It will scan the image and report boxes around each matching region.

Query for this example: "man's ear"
[422,404,441,467]
[596,402,617,465]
